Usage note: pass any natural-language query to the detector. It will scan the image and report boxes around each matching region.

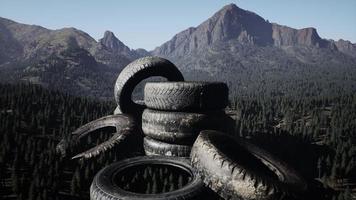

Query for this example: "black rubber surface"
[190,130,307,200]
[142,109,234,144]
[144,82,228,111]
[144,136,192,158]
[114,56,184,116]
[90,156,205,200]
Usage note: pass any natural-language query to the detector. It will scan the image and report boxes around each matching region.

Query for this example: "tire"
[142,109,235,144]
[144,136,191,157]
[114,56,184,116]
[56,114,137,159]
[90,156,205,200]
[190,130,307,200]
[144,82,228,111]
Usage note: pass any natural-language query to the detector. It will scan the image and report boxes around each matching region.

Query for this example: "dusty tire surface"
[144,82,228,111]
[142,109,235,144]
[190,130,307,200]
[144,136,192,157]
[90,156,204,200]
[113,106,122,115]
[114,56,184,116]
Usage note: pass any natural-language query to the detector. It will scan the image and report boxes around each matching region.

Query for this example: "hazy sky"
[1,0,355,50]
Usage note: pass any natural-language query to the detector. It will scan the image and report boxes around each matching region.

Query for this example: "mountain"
[152,4,356,97]
[91,30,141,68]
[100,31,131,54]
[0,17,142,99]
[152,4,354,56]
[152,4,273,57]
[0,17,97,62]
[1,3,356,99]
[153,4,329,55]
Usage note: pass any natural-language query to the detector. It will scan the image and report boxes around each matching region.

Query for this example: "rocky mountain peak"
[214,3,253,19]
[152,3,272,56]
[103,30,115,38]
[206,3,272,44]
[217,3,240,15]
[92,30,139,68]
[99,30,131,53]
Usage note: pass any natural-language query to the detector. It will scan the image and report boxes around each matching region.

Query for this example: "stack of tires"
[88,57,308,200]
[142,81,234,157]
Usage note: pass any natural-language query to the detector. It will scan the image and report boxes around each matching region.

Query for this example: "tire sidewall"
[91,156,204,200]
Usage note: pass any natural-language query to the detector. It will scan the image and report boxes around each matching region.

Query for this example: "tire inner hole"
[114,163,192,194]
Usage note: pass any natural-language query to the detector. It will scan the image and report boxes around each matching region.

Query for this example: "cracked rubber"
[56,114,137,159]
[90,156,205,200]
[190,130,307,200]
[144,136,191,158]
[142,109,235,144]
[144,82,228,111]
[114,56,184,116]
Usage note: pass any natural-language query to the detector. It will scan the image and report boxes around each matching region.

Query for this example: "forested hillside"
[232,95,356,199]
[0,83,138,200]
[0,83,355,199]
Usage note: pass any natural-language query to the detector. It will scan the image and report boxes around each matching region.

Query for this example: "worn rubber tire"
[90,156,204,200]
[144,82,228,111]
[144,136,191,157]
[56,114,137,159]
[114,56,184,116]
[142,109,234,144]
[190,130,307,200]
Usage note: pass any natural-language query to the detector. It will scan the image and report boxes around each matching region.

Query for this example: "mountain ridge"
[152,4,351,57]
[0,17,139,98]
[0,3,356,99]
[150,4,356,98]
